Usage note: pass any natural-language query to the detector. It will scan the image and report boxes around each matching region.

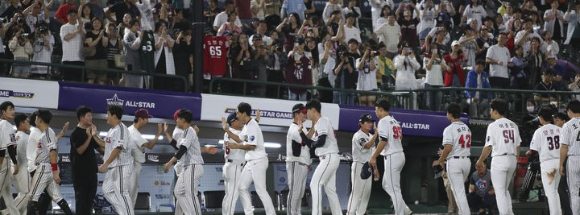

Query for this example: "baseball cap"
[360,162,372,179]
[292,103,307,114]
[359,114,375,123]
[226,112,237,126]
[451,40,460,46]
[135,109,153,118]
[173,109,180,121]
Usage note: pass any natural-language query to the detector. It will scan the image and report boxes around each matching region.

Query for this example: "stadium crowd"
[2,0,580,111]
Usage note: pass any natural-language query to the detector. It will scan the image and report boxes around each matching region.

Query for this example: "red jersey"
[203,36,229,76]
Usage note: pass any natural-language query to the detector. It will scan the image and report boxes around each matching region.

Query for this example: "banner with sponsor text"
[0,77,59,109]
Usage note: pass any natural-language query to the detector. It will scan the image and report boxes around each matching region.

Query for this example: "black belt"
[499,153,516,157]
[447,156,469,160]
[227,159,245,166]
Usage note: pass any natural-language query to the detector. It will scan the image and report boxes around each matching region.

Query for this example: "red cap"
[173,109,180,121]
[134,109,153,118]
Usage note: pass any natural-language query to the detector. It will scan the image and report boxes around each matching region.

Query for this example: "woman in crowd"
[276,12,301,52]
[393,43,420,91]
[153,21,175,90]
[423,43,448,110]
[526,37,544,88]
[356,45,378,107]
[30,21,53,79]
[444,41,467,87]
[85,17,108,85]
[218,11,242,36]
[375,5,392,29]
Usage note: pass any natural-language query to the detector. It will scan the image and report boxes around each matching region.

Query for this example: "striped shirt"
[34,128,58,164]
[561,117,580,156]
[104,123,133,168]
[177,126,204,165]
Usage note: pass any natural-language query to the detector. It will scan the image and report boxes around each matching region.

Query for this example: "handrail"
[0,58,189,92]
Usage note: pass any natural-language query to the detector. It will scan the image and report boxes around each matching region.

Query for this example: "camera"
[16,16,23,24]
[20,33,29,38]
[0,18,6,23]
[39,26,48,34]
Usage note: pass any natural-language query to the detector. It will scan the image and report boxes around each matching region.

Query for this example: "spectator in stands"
[204,0,220,28]
[249,21,272,47]
[171,9,190,32]
[375,5,391,30]
[423,43,448,110]
[476,26,493,61]
[394,42,420,91]
[123,20,144,88]
[541,31,559,58]
[276,12,300,52]
[569,73,580,100]
[397,6,420,51]
[250,0,266,21]
[342,0,360,27]
[322,0,342,25]
[374,13,400,59]
[0,0,22,22]
[250,34,269,97]
[235,0,252,27]
[418,0,436,46]
[564,2,580,65]
[218,11,241,36]
[60,9,84,82]
[334,40,359,105]
[103,23,123,81]
[515,18,542,56]
[482,0,497,19]
[30,21,53,78]
[86,0,105,21]
[465,60,491,118]
[78,3,92,26]
[462,0,487,29]
[318,35,336,103]
[85,17,108,85]
[521,0,538,18]
[266,40,287,99]
[468,162,495,214]
[23,0,51,33]
[8,26,32,77]
[544,56,566,89]
[526,37,544,88]
[173,30,193,90]
[342,13,360,44]
[543,1,565,43]
[369,0,393,30]
[280,0,306,21]
[508,45,527,89]
[106,0,140,25]
[153,21,175,90]
[55,0,78,25]
[428,27,449,55]
[325,10,342,37]
[375,42,395,90]
[444,41,466,87]
[553,58,580,86]
[458,26,479,68]
[356,45,378,107]
[486,32,510,88]
[305,37,319,93]
[302,0,315,19]
[533,68,557,103]
[285,37,312,101]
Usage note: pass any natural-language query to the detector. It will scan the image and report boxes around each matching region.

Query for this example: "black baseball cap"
[359,114,375,123]
[292,103,307,114]
[226,112,237,125]
[360,162,372,179]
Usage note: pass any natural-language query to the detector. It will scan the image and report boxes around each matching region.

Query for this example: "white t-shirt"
[442,121,471,158]
[486,45,510,78]
[26,13,48,33]
[239,118,268,160]
[128,125,147,164]
[514,30,542,56]
[374,23,401,53]
[31,34,55,74]
[286,123,311,164]
[343,25,361,44]
[356,57,378,91]
[378,115,404,155]
[213,11,242,29]
[352,130,375,163]
[312,117,338,156]
[530,124,561,162]
[561,117,580,156]
[224,128,245,162]
[485,118,521,157]
[60,22,83,62]
[423,56,445,86]
[104,123,133,168]
[463,5,487,29]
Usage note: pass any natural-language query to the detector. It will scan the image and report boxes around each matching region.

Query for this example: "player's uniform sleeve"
[47,129,58,151]
[112,129,125,149]
[529,129,541,152]
[378,120,389,142]
[484,124,494,147]
[179,128,195,149]
[442,127,453,146]
[132,130,148,148]
[0,123,16,149]
[315,118,329,136]
[352,133,368,152]
[561,123,571,146]
[244,124,259,146]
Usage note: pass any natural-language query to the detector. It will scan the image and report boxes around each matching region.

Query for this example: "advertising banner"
[201,94,341,129]
[58,82,202,120]
[0,77,59,109]
[338,105,469,138]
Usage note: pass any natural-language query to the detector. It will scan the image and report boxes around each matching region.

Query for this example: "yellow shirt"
[375,55,395,83]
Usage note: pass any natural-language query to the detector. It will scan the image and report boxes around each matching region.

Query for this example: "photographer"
[333,39,359,105]
[30,21,53,78]
[8,26,32,78]
[393,42,421,91]
[23,0,52,33]
[356,45,378,107]
[3,12,32,75]
[266,42,287,99]
[285,37,312,101]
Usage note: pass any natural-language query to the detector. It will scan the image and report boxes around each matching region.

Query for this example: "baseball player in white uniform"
[26,110,73,215]
[13,113,30,214]
[433,103,471,215]
[93,105,134,215]
[164,109,210,214]
[347,114,377,215]
[224,102,276,215]
[370,99,412,215]
[528,107,562,215]
[128,109,162,208]
[286,104,313,215]
[560,99,580,215]
[0,101,20,215]
[220,112,246,215]
[301,99,342,215]
[476,99,521,215]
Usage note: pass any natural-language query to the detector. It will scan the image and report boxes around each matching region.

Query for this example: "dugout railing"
[0,59,189,92]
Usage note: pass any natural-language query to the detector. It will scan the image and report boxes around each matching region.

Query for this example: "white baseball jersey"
[485,118,521,157]
[312,117,339,156]
[239,118,268,161]
[176,126,204,165]
[530,124,561,162]
[442,122,472,158]
[15,131,28,167]
[561,117,580,156]
[378,115,404,155]
[286,123,311,164]
[128,125,147,164]
[224,128,245,162]
[34,128,58,164]
[103,123,133,168]
[27,126,40,172]
[352,130,375,163]
[0,119,16,149]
